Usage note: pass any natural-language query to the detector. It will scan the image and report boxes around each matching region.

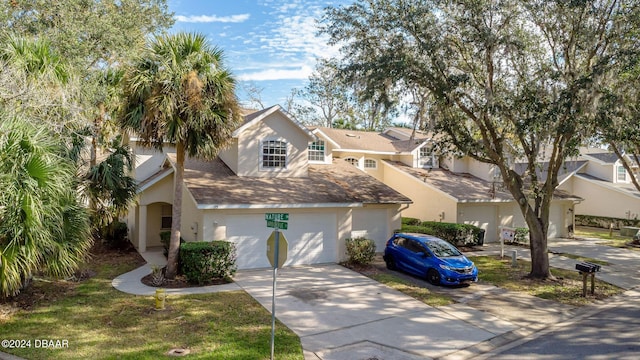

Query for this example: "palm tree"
[120,32,241,278]
[83,135,137,228]
[82,67,140,229]
[0,36,92,297]
[0,118,92,297]
[0,34,69,82]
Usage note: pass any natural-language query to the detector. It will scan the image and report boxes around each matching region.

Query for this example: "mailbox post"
[576,262,601,297]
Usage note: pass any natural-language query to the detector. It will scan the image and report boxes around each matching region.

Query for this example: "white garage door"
[226,213,337,269]
[460,204,497,243]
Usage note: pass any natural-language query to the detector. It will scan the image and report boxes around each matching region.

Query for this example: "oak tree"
[321,0,638,278]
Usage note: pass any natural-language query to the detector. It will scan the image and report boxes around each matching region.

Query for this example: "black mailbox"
[576,262,601,297]
[575,262,600,273]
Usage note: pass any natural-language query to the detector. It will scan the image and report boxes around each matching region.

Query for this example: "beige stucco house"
[311,127,581,242]
[126,105,411,269]
[558,148,640,220]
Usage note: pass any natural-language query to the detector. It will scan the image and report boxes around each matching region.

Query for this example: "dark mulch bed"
[140,270,231,289]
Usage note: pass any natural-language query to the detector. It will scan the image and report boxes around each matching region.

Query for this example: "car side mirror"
[417,252,428,258]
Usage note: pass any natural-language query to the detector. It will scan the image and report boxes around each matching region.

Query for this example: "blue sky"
[168,0,350,108]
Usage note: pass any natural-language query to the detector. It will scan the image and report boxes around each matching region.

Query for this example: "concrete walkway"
[111,248,240,295]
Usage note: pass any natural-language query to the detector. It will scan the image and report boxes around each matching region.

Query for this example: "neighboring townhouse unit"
[126,105,411,269]
[312,127,581,242]
[558,148,640,220]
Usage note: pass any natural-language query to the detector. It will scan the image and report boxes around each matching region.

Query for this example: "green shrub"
[101,221,130,249]
[345,237,376,265]
[575,215,640,229]
[401,222,482,246]
[401,224,431,234]
[514,227,529,245]
[159,231,185,259]
[179,241,237,284]
[401,217,422,226]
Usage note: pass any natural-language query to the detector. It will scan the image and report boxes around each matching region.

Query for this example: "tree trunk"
[526,214,553,278]
[165,142,184,279]
[505,171,553,279]
[88,103,105,218]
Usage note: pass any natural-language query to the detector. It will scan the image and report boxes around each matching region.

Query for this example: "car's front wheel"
[384,255,397,270]
[427,269,441,285]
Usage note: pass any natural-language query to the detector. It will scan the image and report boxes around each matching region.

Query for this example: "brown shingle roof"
[387,161,580,202]
[168,155,411,207]
[315,127,428,153]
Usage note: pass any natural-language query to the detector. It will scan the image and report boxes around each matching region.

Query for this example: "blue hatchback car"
[383,233,478,286]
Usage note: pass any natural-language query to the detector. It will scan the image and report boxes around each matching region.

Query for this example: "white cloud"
[232,0,347,83]
[175,14,250,23]
[238,65,313,81]
[258,3,341,61]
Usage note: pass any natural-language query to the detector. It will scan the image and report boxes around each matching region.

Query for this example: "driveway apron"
[234,264,513,360]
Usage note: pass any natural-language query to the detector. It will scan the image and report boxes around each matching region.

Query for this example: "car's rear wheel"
[385,255,397,270]
[427,269,441,285]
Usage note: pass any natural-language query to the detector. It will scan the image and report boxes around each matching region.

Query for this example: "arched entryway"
[136,201,172,251]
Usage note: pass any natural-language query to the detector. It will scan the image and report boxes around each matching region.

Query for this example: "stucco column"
[139,205,147,252]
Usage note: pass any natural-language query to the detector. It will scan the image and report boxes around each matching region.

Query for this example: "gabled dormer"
[579,150,639,184]
[311,127,432,170]
[218,105,315,177]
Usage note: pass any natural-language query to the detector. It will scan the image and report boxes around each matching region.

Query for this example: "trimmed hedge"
[345,237,376,265]
[401,220,484,246]
[576,215,640,229]
[401,217,422,226]
[179,241,237,284]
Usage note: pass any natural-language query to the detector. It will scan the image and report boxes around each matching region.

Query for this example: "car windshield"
[426,239,462,257]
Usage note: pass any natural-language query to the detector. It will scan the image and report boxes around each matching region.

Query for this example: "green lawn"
[575,226,638,249]
[469,255,623,307]
[0,248,303,360]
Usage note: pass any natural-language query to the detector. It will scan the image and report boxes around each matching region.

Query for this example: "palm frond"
[0,117,91,297]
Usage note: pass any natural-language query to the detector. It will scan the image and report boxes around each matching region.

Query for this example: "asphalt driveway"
[234,264,516,360]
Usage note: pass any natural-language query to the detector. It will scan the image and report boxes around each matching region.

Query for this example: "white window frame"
[617,165,627,182]
[419,146,436,168]
[308,140,325,162]
[364,158,377,169]
[345,157,360,168]
[261,139,288,170]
